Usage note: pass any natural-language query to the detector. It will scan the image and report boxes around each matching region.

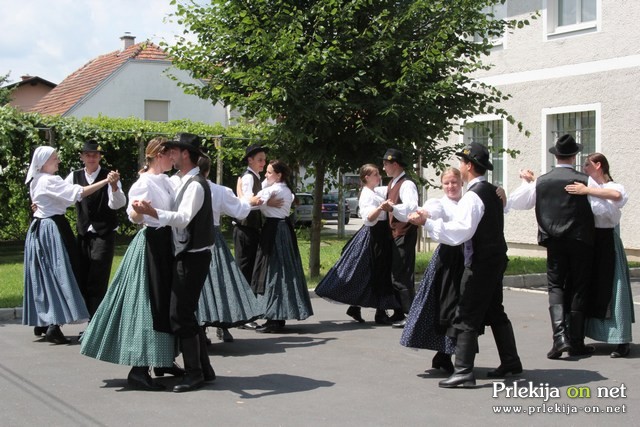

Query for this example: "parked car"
[343,189,360,218]
[291,193,313,226]
[322,193,350,224]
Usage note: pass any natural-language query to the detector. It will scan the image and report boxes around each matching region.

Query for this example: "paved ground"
[1,281,639,426]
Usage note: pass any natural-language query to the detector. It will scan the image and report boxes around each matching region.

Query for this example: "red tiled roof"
[31,41,169,116]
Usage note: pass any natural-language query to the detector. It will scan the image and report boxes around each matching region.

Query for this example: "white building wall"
[67,61,227,125]
[428,0,640,258]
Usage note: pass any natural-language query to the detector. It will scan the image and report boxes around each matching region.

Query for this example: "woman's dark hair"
[270,159,295,194]
[198,156,211,178]
[586,152,613,182]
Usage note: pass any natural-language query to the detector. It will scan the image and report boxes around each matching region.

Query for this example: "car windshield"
[323,194,338,204]
[297,195,313,205]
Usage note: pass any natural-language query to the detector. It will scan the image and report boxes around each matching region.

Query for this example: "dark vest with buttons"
[72,168,118,236]
[468,180,507,263]
[534,166,595,246]
[237,169,263,229]
[173,173,215,255]
[387,175,417,239]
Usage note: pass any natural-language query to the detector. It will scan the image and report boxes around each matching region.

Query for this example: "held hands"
[249,195,264,207]
[519,169,535,183]
[131,199,155,216]
[408,209,429,226]
[565,181,588,195]
[107,170,121,190]
[380,200,394,213]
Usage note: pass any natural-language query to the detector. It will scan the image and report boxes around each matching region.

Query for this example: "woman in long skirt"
[401,168,465,374]
[81,138,181,391]
[566,153,634,358]
[196,157,263,343]
[24,146,114,344]
[251,160,313,333]
[315,164,400,323]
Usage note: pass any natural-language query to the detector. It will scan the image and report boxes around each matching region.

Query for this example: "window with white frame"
[546,0,598,37]
[547,110,596,172]
[144,100,169,122]
[474,1,508,47]
[464,120,504,186]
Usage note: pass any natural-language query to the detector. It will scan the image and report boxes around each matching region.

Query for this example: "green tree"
[167,0,531,277]
[0,73,14,105]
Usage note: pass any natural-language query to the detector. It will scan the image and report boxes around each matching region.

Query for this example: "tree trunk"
[309,160,326,278]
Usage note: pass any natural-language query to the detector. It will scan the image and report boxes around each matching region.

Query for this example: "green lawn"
[0,232,584,309]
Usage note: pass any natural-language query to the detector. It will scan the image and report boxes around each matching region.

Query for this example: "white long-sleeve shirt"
[30,173,83,218]
[587,177,628,228]
[207,180,251,226]
[389,172,419,222]
[257,182,294,218]
[126,172,175,227]
[240,168,262,211]
[358,186,388,226]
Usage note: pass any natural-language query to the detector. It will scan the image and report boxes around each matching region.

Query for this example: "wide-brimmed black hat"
[381,148,408,167]
[456,142,493,171]
[243,144,269,162]
[80,140,104,153]
[549,134,582,156]
[163,133,208,158]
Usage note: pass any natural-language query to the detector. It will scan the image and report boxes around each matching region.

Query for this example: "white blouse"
[30,173,83,218]
[422,195,459,222]
[127,172,175,227]
[207,180,251,226]
[588,177,628,228]
[257,182,294,218]
[359,186,388,226]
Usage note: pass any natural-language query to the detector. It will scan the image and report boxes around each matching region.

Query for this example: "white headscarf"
[25,146,55,184]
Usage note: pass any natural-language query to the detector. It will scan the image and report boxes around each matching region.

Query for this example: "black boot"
[173,336,205,393]
[199,328,216,382]
[487,320,523,377]
[547,305,571,359]
[346,306,365,323]
[128,366,164,391]
[568,311,595,357]
[439,331,477,388]
[45,325,70,345]
[34,326,48,337]
[611,343,630,358]
[431,352,454,374]
[153,362,185,377]
[374,309,392,325]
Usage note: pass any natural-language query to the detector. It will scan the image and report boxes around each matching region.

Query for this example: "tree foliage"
[166,0,532,276]
[0,73,14,106]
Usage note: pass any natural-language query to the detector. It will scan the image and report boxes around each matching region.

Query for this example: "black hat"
[80,140,104,153]
[382,148,408,167]
[549,134,582,156]
[163,133,208,158]
[243,144,269,162]
[456,142,493,171]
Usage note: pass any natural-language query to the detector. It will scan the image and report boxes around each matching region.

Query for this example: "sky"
[1,0,191,85]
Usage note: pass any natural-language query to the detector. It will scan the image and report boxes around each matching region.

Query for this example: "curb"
[3,269,639,322]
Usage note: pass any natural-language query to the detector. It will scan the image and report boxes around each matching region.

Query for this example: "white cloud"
[1,0,187,84]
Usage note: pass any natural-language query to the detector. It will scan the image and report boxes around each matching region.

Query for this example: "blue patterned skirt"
[23,217,89,327]
[80,229,177,367]
[315,224,400,309]
[400,244,463,354]
[586,231,635,344]
[197,227,263,328]
[256,220,313,321]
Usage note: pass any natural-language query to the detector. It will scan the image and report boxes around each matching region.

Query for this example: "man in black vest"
[380,148,419,328]
[65,140,126,317]
[411,142,521,388]
[234,144,268,285]
[132,133,215,393]
[535,135,596,358]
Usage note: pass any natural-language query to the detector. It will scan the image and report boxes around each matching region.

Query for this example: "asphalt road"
[1,285,639,426]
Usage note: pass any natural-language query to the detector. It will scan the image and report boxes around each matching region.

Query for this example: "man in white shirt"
[410,142,521,388]
[380,148,419,327]
[133,133,215,393]
[65,141,126,317]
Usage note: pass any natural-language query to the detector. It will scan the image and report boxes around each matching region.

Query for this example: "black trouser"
[233,225,260,283]
[390,228,417,313]
[170,250,212,338]
[545,237,593,311]
[77,230,116,317]
[453,255,509,333]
